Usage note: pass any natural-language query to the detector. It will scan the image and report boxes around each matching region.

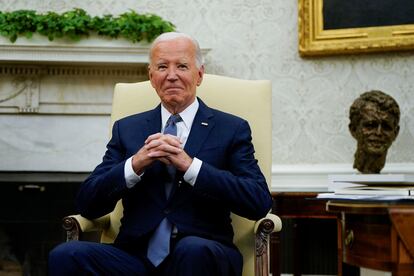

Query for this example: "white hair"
[149,32,204,68]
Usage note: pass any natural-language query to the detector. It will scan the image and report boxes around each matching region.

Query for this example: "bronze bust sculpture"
[349,90,400,174]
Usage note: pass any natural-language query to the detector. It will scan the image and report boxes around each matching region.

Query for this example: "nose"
[166,68,178,81]
[375,124,382,134]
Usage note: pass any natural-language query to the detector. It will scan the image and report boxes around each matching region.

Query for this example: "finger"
[161,134,182,147]
[145,133,163,144]
[157,157,171,165]
[163,150,192,172]
[147,145,182,158]
[146,136,182,151]
[145,139,163,151]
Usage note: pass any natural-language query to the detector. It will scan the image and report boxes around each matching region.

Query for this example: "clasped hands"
[131,133,192,175]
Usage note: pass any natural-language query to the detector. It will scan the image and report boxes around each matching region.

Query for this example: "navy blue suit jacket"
[76,98,272,248]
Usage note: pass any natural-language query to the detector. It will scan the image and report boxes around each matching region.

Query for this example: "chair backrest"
[104,74,271,276]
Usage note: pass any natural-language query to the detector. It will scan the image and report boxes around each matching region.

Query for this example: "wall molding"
[271,163,414,191]
[0,35,151,64]
[0,35,210,65]
[0,65,147,76]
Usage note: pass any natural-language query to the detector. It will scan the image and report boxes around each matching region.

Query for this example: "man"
[349,90,400,174]
[49,32,272,275]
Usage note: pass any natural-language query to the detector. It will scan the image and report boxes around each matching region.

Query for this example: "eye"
[381,122,393,131]
[157,64,167,71]
[178,64,189,70]
[362,121,378,130]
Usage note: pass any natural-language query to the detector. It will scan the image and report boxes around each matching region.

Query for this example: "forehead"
[361,103,394,122]
[150,38,196,63]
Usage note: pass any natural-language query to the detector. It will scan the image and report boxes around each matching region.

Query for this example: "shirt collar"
[161,98,199,131]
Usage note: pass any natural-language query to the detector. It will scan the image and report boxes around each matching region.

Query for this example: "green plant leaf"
[0,8,175,43]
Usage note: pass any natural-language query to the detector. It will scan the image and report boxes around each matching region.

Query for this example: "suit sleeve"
[76,121,129,219]
[193,120,273,220]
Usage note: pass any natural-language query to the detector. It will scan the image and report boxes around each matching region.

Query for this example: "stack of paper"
[327,174,414,196]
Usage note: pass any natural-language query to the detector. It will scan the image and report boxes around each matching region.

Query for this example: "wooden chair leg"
[255,217,277,276]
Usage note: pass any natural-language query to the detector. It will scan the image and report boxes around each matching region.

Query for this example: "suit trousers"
[48,235,243,276]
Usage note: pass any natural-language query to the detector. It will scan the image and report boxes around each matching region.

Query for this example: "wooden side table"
[327,201,414,276]
[271,192,341,276]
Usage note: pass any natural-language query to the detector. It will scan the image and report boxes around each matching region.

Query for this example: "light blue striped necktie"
[147,114,182,267]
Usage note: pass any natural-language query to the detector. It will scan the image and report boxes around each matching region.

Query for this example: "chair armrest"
[254,213,282,234]
[254,213,282,276]
[62,214,110,241]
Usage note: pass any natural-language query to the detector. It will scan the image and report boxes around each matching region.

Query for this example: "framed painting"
[298,0,414,56]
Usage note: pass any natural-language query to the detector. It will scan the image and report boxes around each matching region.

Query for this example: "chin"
[164,95,183,103]
[162,92,180,100]
[366,146,388,155]
[163,98,186,110]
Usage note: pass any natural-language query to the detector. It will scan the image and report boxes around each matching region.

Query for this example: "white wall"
[2,0,414,188]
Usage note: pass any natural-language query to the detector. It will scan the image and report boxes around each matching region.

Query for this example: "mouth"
[164,87,183,94]
[366,138,388,151]
[165,86,183,90]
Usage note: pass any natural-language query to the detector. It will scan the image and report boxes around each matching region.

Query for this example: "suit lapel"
[144,104,162,138]
[184,99,215,158]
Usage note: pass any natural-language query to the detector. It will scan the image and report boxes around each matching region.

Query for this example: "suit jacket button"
[164,208,171,215]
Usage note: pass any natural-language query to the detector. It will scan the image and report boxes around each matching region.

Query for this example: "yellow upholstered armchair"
[62,74,282,276]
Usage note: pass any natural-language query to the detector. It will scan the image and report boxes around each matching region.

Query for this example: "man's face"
[148,38,204,114]
[355,102,399,155]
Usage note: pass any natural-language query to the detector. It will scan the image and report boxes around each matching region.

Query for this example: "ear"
[393,125,400,140]
[148,66,156,89]
[349,123,358,139]
[196,65,205,86]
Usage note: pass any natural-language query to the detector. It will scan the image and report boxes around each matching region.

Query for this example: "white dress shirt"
[124,98,202,188]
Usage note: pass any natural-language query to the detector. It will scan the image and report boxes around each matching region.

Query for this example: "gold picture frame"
[298,0,414,57]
